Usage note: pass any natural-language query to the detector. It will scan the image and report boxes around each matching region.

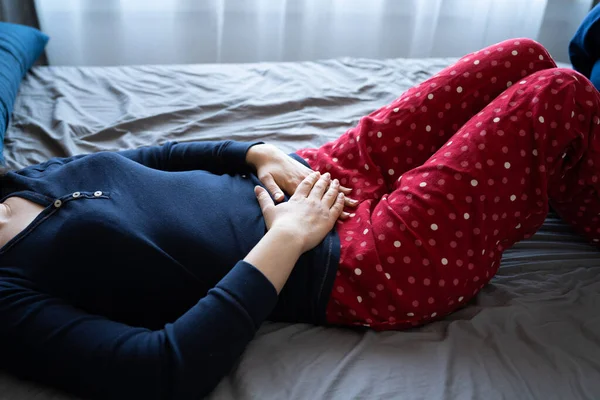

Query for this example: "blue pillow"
[0,22,49,164]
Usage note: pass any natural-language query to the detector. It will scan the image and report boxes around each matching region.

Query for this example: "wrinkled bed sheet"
[1,58,599,400]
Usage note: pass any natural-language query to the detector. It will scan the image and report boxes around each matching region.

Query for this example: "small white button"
[72,192,81,198]
[54,199,62,208]
[94,191,103,197]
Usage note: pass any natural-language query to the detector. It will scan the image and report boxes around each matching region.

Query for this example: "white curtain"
[36,0,595,65]
[208,0,592,63]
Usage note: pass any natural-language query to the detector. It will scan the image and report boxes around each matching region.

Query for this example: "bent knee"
[493,38,554,64]
[532,67,595,90]
[513,38,548,56]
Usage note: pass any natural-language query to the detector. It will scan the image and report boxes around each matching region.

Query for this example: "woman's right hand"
[254,171,345,254]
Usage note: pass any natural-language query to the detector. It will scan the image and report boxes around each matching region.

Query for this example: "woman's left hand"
[246,144,357,215]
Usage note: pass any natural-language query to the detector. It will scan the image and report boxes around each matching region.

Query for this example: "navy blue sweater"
[570,4,600,90]
[0,141,340,399]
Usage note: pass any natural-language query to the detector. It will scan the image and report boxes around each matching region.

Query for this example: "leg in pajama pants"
[296,38,600,330]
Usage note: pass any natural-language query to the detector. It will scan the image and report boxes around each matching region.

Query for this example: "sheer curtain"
[36,0,594,65]
[211,0,592,63]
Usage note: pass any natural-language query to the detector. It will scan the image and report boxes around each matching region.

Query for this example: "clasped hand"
[246,144,358,218]
[247,143,358,252]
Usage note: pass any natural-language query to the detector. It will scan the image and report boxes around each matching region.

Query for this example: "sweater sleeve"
[570,4,600,80]
[116,140,264,174]
[0,261,277,400]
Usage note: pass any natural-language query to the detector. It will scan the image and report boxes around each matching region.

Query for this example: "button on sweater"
[0,140,340,399]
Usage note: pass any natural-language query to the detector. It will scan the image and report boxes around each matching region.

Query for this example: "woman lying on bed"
[1,38,599,400]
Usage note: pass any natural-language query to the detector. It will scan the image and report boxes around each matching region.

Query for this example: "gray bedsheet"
[1,57,599,400]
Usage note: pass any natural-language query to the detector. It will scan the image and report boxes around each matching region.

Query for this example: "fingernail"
[276,193,283,199]
[338,193,344,198]
[350,199,358,204]
[333,179,339,185]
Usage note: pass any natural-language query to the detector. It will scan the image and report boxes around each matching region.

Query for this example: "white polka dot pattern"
[295,38,600,331]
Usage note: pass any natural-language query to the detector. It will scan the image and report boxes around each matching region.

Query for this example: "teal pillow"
[0,22,49,164]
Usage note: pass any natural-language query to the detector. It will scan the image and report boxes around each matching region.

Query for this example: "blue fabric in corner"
[0,22,49,164]
[570,4,600,90]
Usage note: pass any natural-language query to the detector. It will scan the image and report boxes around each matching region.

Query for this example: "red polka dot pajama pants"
[296,38,600,331]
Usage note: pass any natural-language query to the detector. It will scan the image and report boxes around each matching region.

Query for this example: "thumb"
[254,186,275,212]
[261,174,284,202]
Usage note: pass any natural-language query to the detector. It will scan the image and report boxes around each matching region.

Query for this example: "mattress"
[1,57,599,400]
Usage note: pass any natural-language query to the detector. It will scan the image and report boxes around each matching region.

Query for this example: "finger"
[344,197,359,208]
[340,186,353,194]
[322,178,340,208]
[283,173,309,197]
[308,172,331,200]
[260,174,284,202]
[289,178,303,195]
[329,193,345,222]
[254,186,274,212]
[284,161,312,196]
[294,171,321,198]
[338,211,350,220]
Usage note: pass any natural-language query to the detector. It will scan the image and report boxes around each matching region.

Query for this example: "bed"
[1,57,599,400]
